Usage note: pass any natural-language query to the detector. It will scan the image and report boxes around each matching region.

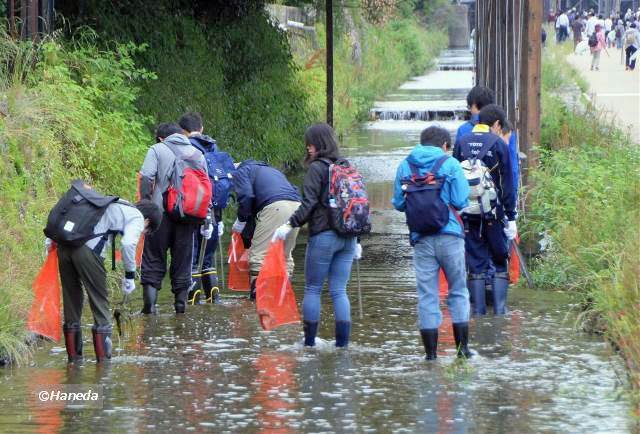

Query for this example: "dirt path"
[567,47,640,142]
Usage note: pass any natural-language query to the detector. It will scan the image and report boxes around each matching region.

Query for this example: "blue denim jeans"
[414,234,470,329]
[303,230,356,323]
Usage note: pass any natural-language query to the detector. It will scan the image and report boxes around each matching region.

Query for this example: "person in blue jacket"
[392,126,472,360]
[231,160,301,300]
[453,104,517,315]
[456,86,520,203]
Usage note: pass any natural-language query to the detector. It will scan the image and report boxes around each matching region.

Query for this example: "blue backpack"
[401,156,450,235]
[191,138,236,210]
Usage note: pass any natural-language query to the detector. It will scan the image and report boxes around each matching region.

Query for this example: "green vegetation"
[524,43,640,405]
[0,33,152,364]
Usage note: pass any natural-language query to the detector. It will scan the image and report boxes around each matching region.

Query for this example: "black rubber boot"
[468,275,487,315]
[420,329,438,360]
[91,325,112,363]
[174,289,188,314]
[335,321,351,348]
[63,322,83,363]
[141,285,158,314]
[492,272,510,315]
[303,321,319,347]
[453,322,472,359]
[202,271,220,303]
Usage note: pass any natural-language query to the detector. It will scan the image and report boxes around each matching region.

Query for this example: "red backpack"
[163,142,212,222]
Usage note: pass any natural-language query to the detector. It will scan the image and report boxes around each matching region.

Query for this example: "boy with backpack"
[179,112,236,304]
[44,181,162,362]
[453,104,517,316]
[392,126,471,360]
[139,124,213,314]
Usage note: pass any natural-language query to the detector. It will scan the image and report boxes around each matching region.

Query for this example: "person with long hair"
[273,123,361,348]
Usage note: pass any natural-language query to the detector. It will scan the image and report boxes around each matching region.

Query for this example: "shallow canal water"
[0,50,635,433]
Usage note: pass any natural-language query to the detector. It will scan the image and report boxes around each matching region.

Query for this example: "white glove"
[504,220,517,240]
[232,219,246,233]
[217,221,225,237]
[200,223,214,240]
[354,243,363,260]
[44,238,54,256]
[272,223,292,242]
[121,278,136,295]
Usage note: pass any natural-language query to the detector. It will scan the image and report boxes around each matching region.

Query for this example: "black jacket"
[233,160,300,221]
[289,159,333,236]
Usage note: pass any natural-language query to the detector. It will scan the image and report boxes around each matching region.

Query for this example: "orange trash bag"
[228,232,250,291]
[255,240,301,331]
[510,236,520,285]
[27,247,61,342]
[114,234,145,267]
[438,269,449,300]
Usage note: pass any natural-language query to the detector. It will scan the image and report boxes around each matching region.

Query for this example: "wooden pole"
[326,0,334,128]
[519,0,542,199]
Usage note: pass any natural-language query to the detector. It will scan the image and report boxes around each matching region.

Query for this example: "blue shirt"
[392,145,469,244]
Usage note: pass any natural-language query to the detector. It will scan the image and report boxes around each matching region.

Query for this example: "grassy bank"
[0,33,152,364]
[524,42,640,407]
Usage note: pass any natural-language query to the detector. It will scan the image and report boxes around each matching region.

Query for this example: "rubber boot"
[92,325,112,363]
[335,321,351,348]
[202,271,220,304]
[63,322,83,363]
[141,285,158,314]
[492,272,509,315]
[468,275,487,315]
[420,329,438,360]
[174,289,188,314]
[303,321,319,347]
[187,278,204,306]
[453,322,472,359]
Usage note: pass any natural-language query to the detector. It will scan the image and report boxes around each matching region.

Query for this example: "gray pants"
[249,200,300,277]
[58,245,110,327]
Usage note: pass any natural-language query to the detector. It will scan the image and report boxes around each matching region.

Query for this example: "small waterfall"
[370,109,470,122]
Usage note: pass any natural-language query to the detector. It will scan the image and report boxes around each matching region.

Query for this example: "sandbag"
[228,232,250,291]
[255,240,300,331]
[27,247,61,342]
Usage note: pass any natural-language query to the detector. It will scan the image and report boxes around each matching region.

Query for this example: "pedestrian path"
[567,48,640,142]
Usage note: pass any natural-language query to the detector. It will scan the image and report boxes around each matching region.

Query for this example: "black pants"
[141,212,196,294]
[626,46,637,70]
[58,245,110,327]
[463,216,510,276]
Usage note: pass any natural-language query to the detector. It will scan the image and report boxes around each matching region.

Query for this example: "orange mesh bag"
[27,247,61,342]
[510,235,520,285]
[228,232,250,291]
[255,241,300,331]
[114,234,144,267]
[438,268,449,299]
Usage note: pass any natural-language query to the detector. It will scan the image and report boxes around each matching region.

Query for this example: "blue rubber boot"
[492,272,509,315]
[335,321,351,348]
[420,329,438,360]
[468,275,487,315]
[303,321,318,347]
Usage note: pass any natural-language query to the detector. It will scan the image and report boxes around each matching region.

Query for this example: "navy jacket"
[453,125,517,221]
[233,160,300,221]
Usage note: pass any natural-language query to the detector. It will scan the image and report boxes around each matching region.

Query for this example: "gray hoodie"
[140,133,208,210]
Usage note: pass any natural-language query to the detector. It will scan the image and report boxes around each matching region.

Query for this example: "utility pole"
[326,0,334,128]
[519,0,543,196]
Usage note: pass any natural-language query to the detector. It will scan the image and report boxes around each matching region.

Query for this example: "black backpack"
[44,180,119,247]
[588,32,598,47]
[401,156,450,235]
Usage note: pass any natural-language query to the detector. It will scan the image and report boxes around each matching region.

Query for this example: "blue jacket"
[233,160,300,221]
[453,125,517,221]
[456,114,520,200]
[392,145,469,243]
